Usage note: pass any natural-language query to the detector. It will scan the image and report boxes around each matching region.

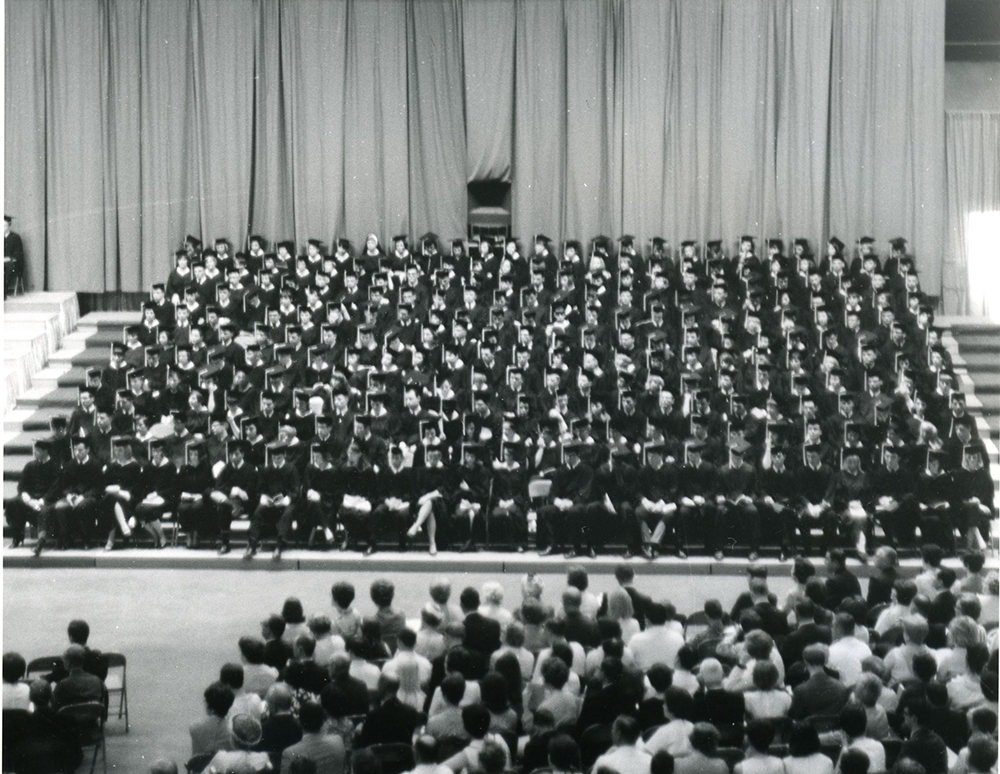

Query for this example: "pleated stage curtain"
[5,0,945,294]
[943,112,1000,317]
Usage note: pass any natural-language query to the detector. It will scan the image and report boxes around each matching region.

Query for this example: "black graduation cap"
[890,237,907,251]
[185,234,202,247]
[535,234,552,244]
[768,239,784,250]
[859,236,875,245]
[828,236,845,252]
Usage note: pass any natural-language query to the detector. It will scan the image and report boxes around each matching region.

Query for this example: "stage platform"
[4,545,994,576]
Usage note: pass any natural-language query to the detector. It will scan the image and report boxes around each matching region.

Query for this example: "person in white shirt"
[382,629,432,689]
[644,687,696,758]
[724,631,785,692]
[489,622,535,681]
[838,705,886,773]
[915,545,945,600]
[403,735,448,774]
[593,716,652,774]
[238,636,279,698]
[220,663,264,729]
[884,616,932,684]
[629,602,685,672]
[744,662,792,720]
[671,645,703,695]
[478,583,514,634]
[1,653,30,710]
[828,613,872,688]
[308,615,346,668]
[566,565,603,620]
[874,580,919,636]
[415,606,447,662]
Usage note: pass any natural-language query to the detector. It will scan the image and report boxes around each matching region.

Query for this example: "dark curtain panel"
[5,0,945,294]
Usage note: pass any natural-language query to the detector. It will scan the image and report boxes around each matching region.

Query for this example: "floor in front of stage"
[0,553,895,773]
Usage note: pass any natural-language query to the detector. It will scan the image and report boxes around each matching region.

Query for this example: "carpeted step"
[7,408,75,433]
[3,453,32,481]
[951,333,1000,353]
[77,312,143,329]
[966,371,1000,394]
[16,387,84,409]
[79,329,129,347]
[958,352,1000,370]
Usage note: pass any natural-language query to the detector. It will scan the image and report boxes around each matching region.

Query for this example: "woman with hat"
[205,714,271,773]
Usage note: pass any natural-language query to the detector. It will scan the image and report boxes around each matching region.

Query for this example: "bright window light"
[968,211,1000,322]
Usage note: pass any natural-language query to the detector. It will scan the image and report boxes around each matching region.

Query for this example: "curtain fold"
[5,0,947,295]
[463,0,516,183]
[408,0,467,240]
[944,112,1000,316]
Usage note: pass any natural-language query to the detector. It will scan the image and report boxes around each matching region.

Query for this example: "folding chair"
[104,652,129,732]
[57,702,107,774]
[25,655,62,682]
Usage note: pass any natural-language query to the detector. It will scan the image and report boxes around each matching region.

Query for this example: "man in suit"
[355,674,423,748]
[459,587,501,680]
[51,646,107,710]
[259,683,303,770]
[320,654,370,719]
[279,699,345,774]
[789,644,850,720]
[780,599,832,669]
[4,438,60,551]
[692,657,745,746]
[282,634,329,698]
[536,441,600,558]
[561,588,601,650]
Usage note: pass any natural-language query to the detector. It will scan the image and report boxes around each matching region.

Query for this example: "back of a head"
[561,587,582,612]
[481,582,504,607]
[239,636,266,665]
[299,699,326,734]
[28,679,51,708]
[548,733,581,772]
[598,618,623,644]
[370,578,395,608]
[971,707,998,735]
[462,703,491,739]
[840,748,871,774]
[902,616,929,645]
[835,612,856,638]
[149,760,179,774]
[441,671,467,706]
[204,681,236,718]
[793,558,817,585]
[964,552,987,574]
[63,644,86,670]
[265,681,294,712]
[689,723,720,756]
[789,722,821,757]
[309,614,332,637]
[802,644,828,667]
[704,599,723,621]
[542,654,570,690]
[793,598,816,621]
[430,578,452,605]
[478,740,507,774]
[938,567,957,589]
[745,630,774,660]
[912,652,938,683]
[647,663,674,692]
[481,672,510,713]
[752,661,779,691]
[895,580,918,606]
[2,652,26,684]
[676,644,699,671]
[840,705,868,738]
[613,715,641,746]
[921,544,944,568]
[219,662,244,691]
[615,563,635,585]
[296,633,317,658]
[854,673,883,708]
[967,643,991,674]
[567,565,589,591]
[397,628,417,650]
[332,581,356,609]
[967,734,999,774]
[746,719,775,753]
[665,687,695,721]
[460,586,480,612]
[68,619,90,646]
[646,602,668,626]
[505,621,526,648]
[749,577,769,596]
[959,595,982,621]
[282,596,305,624]
[266,613,286,639]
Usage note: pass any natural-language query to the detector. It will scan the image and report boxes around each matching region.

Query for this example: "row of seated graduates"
[35,231,991,557]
